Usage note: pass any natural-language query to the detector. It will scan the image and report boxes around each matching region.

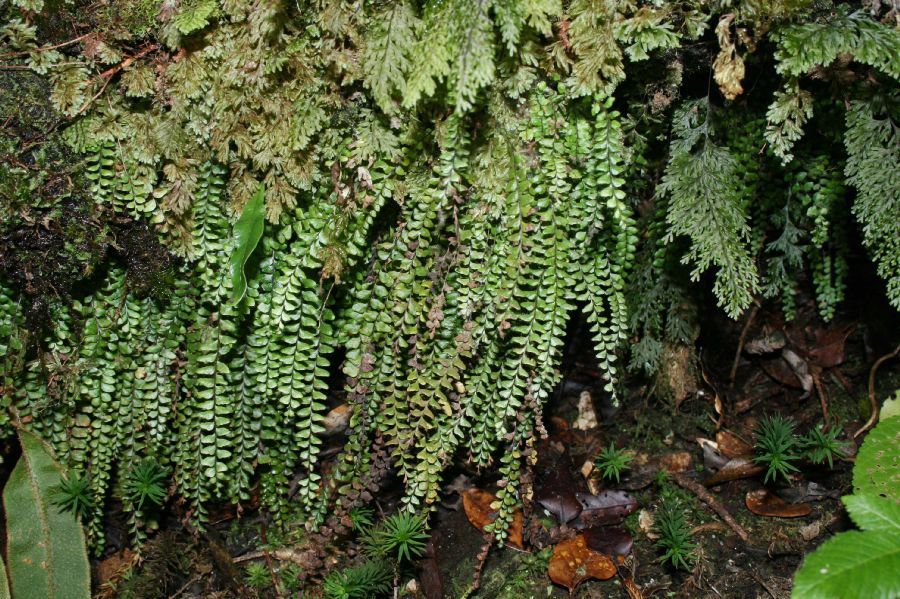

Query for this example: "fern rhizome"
[0,1,898,552]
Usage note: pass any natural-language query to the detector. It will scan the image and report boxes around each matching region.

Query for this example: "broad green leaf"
[792,530,900,599]
[230,185,266,303]
[3,429,90,599]
[844,494,900,533]
[854,414,900,501]
[0,554,10,599]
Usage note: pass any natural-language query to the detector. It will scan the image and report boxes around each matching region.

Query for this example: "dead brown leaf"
[715,430,753,459]
[808,324,854,368]
[713,14,746,100]
[462,488,524,549]
[745,489,812,518]
[656,451,693,473]
[584,525,633,557]
[573,491,638,528]
[95,548,138,598]
[703,457,764,486]
[548,534,616,592]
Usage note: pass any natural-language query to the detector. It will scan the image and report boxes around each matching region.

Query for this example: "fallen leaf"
[462,488,525,549]
[637,509,658,540]
[703,457,764,486]
[573,390,598,430]
[697,438,729,471]
[96,548,136,588]
[760,355,805,389]
[656,452,693,473]
[572,491,638,528]
[534,454,583,525]
[548,534,616,592]
[778,481,841,504]
[745,331,786,354]
[584,525,633,557]
[745,489,811,518]
[715,430,753,459]
[782,348,814,393]
[322,403,351,436]
[808,324,853,368]
[622,575,644,599]
[798,519,822,541]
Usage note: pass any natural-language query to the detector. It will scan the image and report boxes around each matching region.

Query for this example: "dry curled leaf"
[548,534,616,592]
[462,488,524,549]
[713,14,745,100]
[745,489,812,518]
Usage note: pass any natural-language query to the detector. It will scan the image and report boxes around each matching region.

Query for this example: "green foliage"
[802,424,848,469]
[230,185,266,303]
[1,0,898,553]
[122,458,168,512]
[844,97,900,310]
[774,11,900,80]
[793,415,900,599]
[51,472,94,523]
[654,498,695,571]
[2,429,90,599]
[349,507,375,532]
[366,512,429,563]
[243,563,271,590]
[322,560,392,599]
[594,443,632,483]
[753,414,801,484]
[853,413,900,500]
[660,100,759,318]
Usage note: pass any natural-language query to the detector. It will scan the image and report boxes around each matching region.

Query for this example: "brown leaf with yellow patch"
[462,488,524,550]
[548,534,616,592]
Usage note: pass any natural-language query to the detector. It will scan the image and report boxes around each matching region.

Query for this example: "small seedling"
[122,457,168,510]
[244,563,271,589]
[52,472,94,521]
[366,512,429,562]
[322,560,392,599]
[753,414,800,484]
[802,424,848,469]
[654,500,696,571]
[594,443,633,483]
[348,506,375,531]
[279,563,302,591]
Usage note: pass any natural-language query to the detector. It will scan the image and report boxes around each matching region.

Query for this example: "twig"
[750,570,780,599]
[730,303,759,386]
[854,342,900,438]
[169,574,201,599]
[672,473,750,543]
[470,535,493,593]
[72,43,158,116]
[0,33,91,59]
[233,548,311,566]
[260,518,284,599]
[812,370,829,425]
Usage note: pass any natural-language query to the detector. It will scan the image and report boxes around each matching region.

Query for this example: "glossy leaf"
[230,184,266,303]
[792,530,900,599]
